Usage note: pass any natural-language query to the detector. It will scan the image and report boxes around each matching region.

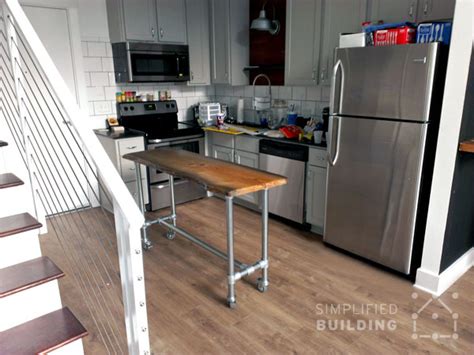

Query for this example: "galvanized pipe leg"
[166,175,177,240]
[226,196,236,308]
[135,162,152,250]
[258,189,269,292]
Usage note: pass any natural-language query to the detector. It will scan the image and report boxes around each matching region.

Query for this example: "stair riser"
[0,230,42,268]
[0,184,36,219]
[0,280,62,331]
[49,338,85,355]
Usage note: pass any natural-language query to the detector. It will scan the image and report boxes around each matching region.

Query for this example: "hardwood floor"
[40,197,474,354]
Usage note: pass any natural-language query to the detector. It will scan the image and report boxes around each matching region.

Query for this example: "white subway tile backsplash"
[322,85,331,101]
[105,43,113,58]
[193,86,207,97]
[87,42,107,57]
[90,72,109,87]
[181,86,195,97]
[277,86,292,100]
[233,86,244,98]
[306,86,322,101]
[107,72,116,86]
[83,57,102,72]
[301,100,316,117]
[101,57,114,72]
[292,86,306,101]
[83,72,91,87]
[104,86,117,101]
[244,85,254,98]
[81,41,88,57]
[93,101,112,115]
[206,85,215,97]
[87,86,105,101]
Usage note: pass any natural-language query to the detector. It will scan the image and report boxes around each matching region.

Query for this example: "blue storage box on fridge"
[416,22,452,45]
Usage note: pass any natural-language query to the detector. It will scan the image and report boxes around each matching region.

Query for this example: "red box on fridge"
[374,27,416,46]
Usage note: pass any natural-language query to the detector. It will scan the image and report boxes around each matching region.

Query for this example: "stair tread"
[0,256,64,298]
[0,173,24,189]
[0,307,87,354]
[0,141,7,147]
[0,212,42,238]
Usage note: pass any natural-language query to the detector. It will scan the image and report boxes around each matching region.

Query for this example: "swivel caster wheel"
[142,239,153,251]
[165,230,176,240]
[227,300,237,309]
[257,278,268,293]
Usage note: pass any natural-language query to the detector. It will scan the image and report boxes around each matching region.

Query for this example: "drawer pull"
[130,167,136,171]
[127,145,137,149]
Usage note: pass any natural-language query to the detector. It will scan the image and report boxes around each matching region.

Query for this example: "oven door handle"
[153,179,188,189]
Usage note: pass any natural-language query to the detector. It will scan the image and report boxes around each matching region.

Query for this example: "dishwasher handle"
[259,139,308,162]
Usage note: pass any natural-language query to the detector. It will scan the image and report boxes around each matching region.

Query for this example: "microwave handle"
[176,56,180,76]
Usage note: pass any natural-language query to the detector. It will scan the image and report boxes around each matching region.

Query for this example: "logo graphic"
[411,292,459,340]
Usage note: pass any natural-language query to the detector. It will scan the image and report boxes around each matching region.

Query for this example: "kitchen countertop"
[94,128,145,140]
[205,125,327,150]
[459,139,474,153]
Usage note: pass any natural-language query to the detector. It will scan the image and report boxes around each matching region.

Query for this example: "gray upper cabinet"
[123,0,156,41]
[319,0,368,86]
[416,0,455,22]
[107,0,188,43]
[209,0,249,85]
[285,0,323,86]
[369,0,418,23]
[186,0,211,85]
[156,0,187,44]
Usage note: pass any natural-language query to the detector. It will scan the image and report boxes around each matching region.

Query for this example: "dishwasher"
[259,139,308,223]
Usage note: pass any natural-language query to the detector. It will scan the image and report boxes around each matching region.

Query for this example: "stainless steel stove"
[118,100,206,210]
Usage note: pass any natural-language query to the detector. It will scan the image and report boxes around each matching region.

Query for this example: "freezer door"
[332,43,439,122]
[324,116,428,274]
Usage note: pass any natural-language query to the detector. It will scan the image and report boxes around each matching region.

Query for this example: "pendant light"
[250,1,280,35]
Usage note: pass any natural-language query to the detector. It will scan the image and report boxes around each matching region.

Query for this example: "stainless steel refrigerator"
[324,43,443,274]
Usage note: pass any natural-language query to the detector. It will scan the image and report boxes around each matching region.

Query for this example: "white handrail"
[2,0,150,354]
[4,0,144,228]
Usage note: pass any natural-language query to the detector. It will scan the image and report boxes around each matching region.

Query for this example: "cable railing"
[0,0,150,354]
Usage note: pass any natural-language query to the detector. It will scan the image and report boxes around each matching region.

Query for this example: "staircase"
[0,141,88,354]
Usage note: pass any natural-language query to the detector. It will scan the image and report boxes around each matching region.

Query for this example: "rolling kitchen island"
[123,149,287,308]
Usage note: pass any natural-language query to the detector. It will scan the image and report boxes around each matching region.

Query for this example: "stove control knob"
[124,106,129,111]
[171,103,175,108]
[166,104,170,109]
[130,106,135,111]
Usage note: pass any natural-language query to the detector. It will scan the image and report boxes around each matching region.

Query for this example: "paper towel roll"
[237,98,244,124]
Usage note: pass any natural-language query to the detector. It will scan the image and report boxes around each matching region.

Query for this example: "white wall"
[76,0,110,41]
[415,0,474,293]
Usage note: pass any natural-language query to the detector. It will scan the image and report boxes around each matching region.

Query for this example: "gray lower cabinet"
[305,147,327,232]
[305,165,327,232]
[96,133,149,212]
[211,145,234,162]
[234,149,259,205]
[186,0,211,85]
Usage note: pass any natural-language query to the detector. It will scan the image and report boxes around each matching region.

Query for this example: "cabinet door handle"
[423,0,429,14]
[409,3,414,17]
[311,70,315,81]
[190,71,194,81]
[160,27,164,38]
[320,69,326,81]
[151,27,155,37]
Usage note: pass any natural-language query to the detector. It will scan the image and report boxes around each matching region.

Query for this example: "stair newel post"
[4,5,47,233]
[113,201,150,355]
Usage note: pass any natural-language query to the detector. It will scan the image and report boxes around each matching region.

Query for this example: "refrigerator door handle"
[327,116,341,166]
[329,59,345,115]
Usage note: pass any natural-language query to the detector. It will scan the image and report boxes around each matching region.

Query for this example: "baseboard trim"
[414,248,474,296]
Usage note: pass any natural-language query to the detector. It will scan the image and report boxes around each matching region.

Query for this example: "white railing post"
[114,201,150,355]
[3,2,47,232]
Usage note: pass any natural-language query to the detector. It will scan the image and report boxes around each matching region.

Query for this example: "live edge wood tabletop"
[123,149,288,197]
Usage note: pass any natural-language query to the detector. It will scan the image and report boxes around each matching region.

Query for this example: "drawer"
[210,132,234,148]
[308,148,327,168]
[235,135,260,153]
[126,179,149,206]
[118,138,146,182]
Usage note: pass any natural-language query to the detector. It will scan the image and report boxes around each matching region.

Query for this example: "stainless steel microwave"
[111,42,190,83]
